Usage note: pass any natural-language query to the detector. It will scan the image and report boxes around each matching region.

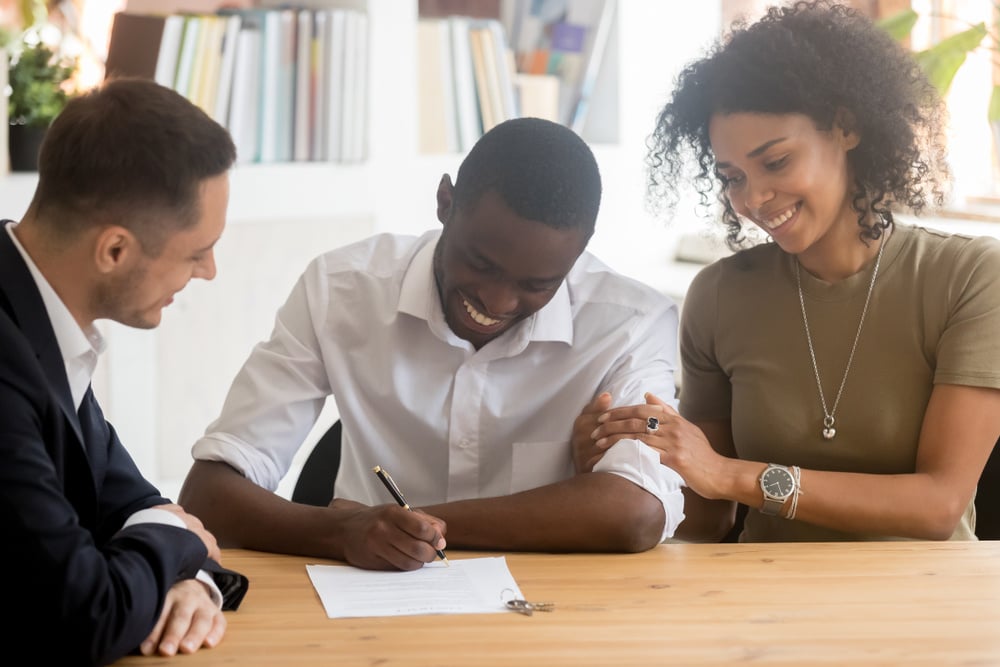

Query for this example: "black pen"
[372,465,449,565]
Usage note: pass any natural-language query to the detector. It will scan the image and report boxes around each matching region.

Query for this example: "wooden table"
[114,541,1000,666]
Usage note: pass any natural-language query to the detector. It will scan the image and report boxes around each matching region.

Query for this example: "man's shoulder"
[567,251,676,315]
[309,231,437,280]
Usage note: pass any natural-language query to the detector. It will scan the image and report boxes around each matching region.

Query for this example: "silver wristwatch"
[759,464,796,516]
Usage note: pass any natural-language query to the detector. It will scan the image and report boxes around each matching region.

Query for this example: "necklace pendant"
[822,416,836,440]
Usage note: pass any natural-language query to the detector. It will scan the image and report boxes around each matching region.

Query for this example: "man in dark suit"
[0,78,247,665]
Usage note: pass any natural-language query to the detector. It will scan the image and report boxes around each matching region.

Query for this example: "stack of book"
[416,0,615,154]
[104,6,369,165]
[417,16,516,154]
[505,0,616,134]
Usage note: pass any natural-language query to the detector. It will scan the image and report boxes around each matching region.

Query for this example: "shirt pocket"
[510,440,574,494]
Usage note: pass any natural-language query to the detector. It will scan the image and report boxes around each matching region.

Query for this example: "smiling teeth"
[464,299,500,326]
[762,205,797,229]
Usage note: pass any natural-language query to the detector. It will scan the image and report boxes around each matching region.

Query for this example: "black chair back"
[291,420,342,507]
[976,437,1000,540]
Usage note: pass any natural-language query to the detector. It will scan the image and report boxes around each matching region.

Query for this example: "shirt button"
[458,439,471,449]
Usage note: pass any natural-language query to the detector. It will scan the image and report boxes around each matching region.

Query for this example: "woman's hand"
[571,392,612,473]
[592,392,729,499]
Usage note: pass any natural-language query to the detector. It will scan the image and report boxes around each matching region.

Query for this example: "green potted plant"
[7,40,76,171]
[879,8,1000,171]
[878,9,989,95]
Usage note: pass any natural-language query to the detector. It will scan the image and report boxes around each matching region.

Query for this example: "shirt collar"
[4,222,106,372]
[397,231,574,347]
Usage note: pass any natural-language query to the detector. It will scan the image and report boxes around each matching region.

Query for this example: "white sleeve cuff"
[592,438,686,542]
[195,570,224,609]
[121,508,224,609]
[121,507,187,531]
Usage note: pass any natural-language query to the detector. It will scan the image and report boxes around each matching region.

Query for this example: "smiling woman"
[577,0,1000,544]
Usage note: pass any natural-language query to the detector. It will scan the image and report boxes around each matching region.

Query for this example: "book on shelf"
[321,9,347,162]
[415,0,614,153]
[417,15,519,154]
[103,4,370,165]
[293,9,314,162]
[350,12,370,164]
[448,15,484,152]
[339,10,359,163]
[482,19,517,123]
[416,19,459,154]
[257,9,294,163]
[226,16,262,164]
[566,0,615,133]
[503,0,616,132]
[104,13,181,87]
[468,26,496,132]
[157,16,186,88]
[193,15,229,118]
[213,14,243,125]
[512,72,558,123]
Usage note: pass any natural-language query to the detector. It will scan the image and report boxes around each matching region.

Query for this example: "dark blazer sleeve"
[81,390,249,612]
[0,311,213,666]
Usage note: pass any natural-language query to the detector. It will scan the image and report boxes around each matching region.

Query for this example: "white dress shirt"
[194,231,686,539]
[6,222,222,607]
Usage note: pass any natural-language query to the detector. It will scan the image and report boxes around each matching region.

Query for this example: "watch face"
[761,466,795,499]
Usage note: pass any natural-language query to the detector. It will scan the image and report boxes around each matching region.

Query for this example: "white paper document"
[306,556,523,618]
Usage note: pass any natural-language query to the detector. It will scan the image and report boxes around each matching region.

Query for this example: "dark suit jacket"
[0,221,247,665]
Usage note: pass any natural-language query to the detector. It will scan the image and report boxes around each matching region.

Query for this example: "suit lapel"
[0,221,85,444]
[76,385,109,489]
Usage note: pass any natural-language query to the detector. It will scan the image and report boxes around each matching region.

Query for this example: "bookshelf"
[1,0,724,497]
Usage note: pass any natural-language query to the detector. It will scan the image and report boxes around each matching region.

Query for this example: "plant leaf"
[17,0,47,29]
[988,85,1000,122]
[914,22,987,94]
[876,9,918,40]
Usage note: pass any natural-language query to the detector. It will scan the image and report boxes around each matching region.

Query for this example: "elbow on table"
[609,492,667,553]
[918,495,969,541]
[178,460,247,544]
[178,460,216,509]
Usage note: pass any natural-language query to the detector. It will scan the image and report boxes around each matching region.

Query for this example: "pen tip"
[372,465,381,473]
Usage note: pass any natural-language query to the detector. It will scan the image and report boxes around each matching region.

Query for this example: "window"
[909,0,999,201]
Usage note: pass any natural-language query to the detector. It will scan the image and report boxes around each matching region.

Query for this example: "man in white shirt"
[180,118,684,571]
[0,79,246,665]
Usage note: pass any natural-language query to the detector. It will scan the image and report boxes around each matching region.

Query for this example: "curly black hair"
[646,0,950,250]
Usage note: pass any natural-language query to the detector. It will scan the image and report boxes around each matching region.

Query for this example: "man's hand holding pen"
[327,498,447,571]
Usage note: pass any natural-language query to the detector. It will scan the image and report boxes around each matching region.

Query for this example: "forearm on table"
[423,472,666,553]
[713,458,972,540]
[775,469,971,539]
[179,460,347,559]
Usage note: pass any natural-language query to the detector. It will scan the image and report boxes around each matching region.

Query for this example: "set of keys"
[504,598,556,616]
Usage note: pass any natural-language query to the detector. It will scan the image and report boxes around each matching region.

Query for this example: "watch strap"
[760,495,786,516]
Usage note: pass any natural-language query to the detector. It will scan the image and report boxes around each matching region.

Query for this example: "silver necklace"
[795,236,886,440]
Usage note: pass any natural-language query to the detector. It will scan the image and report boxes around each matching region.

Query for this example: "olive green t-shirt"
[679,223,1000,541]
